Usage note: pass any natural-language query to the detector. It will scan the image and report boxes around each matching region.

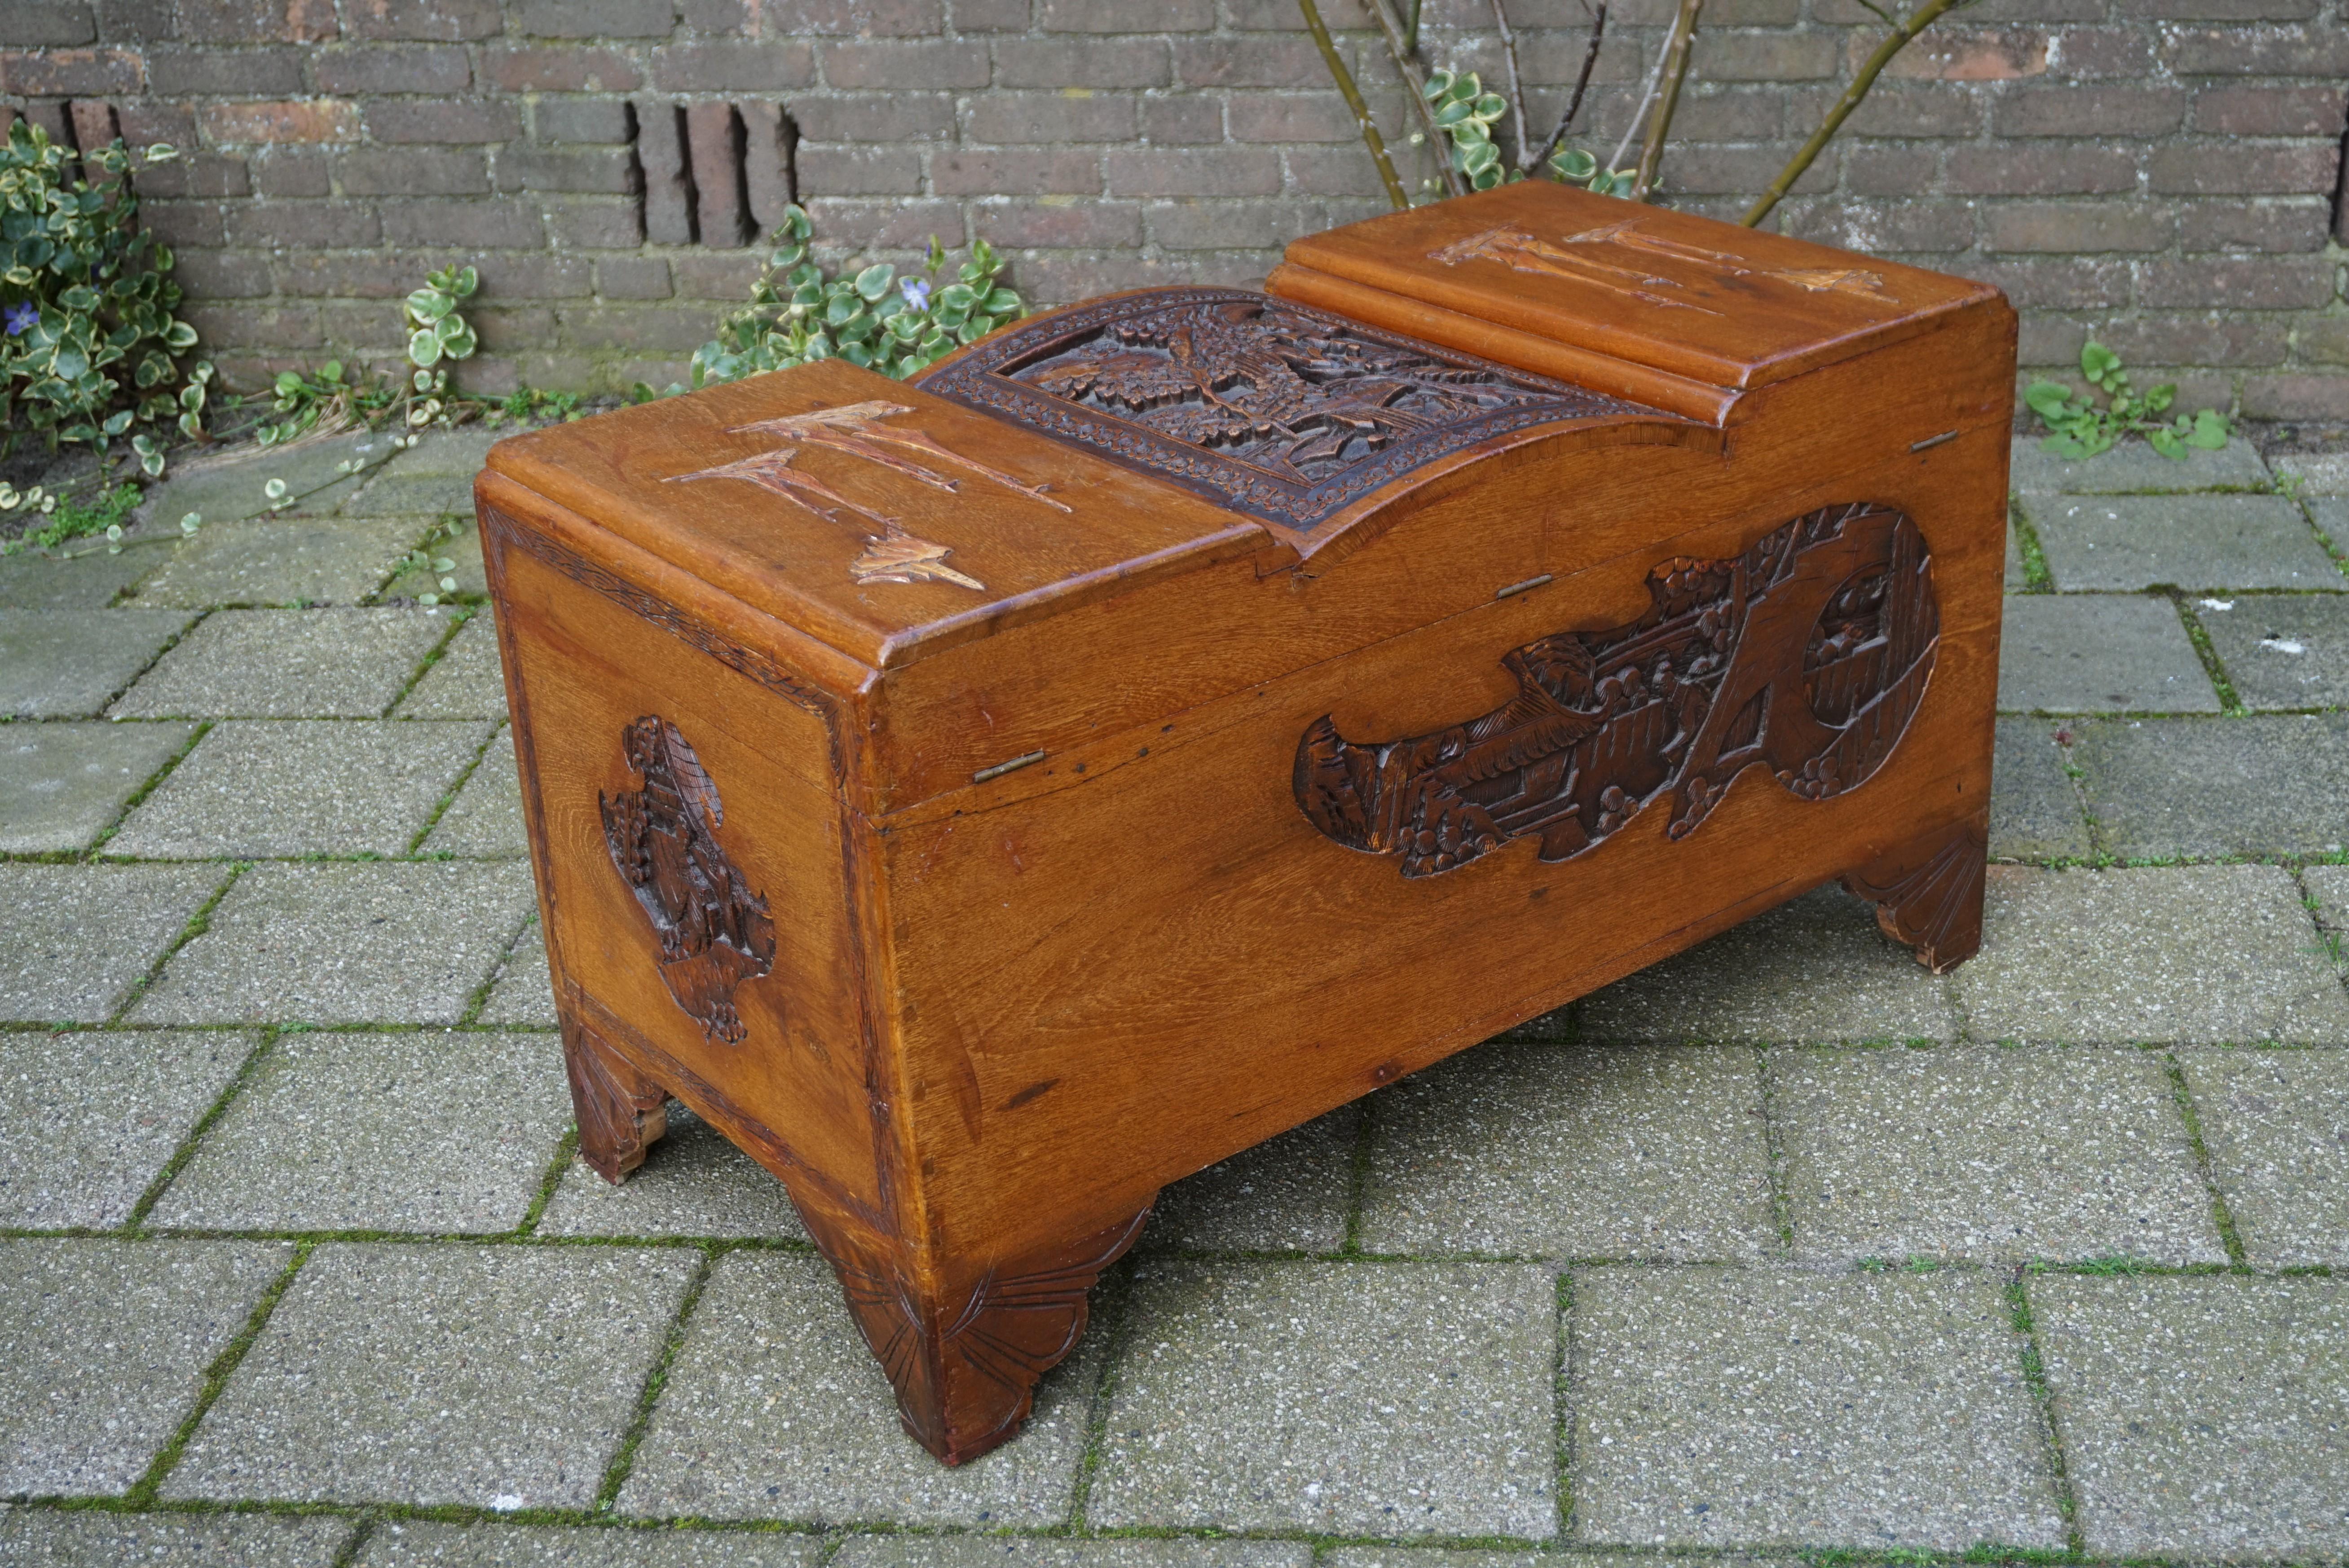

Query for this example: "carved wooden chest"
[476,184,2013,1467]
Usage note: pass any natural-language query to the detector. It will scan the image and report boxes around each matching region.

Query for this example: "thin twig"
[1365,0,1469,198]
[1633,0,1703,200]
[1741,0,1968,225]
[1300,0,1411,209]
[1488,0,1530,171]
[1607,25,1675,174]
[1527,0,1607,172]
[1405,0,1423,53]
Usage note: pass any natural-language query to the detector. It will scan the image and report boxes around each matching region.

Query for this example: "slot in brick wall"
[2,0,2345,414]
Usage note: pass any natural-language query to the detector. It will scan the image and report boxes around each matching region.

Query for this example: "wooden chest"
[476,184,2014,1466]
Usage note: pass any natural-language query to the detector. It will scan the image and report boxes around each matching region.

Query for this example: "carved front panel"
[917,287,1647,532]
[1295,503,1939,876]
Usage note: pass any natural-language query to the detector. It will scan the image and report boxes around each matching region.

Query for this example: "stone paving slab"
[1327,1552,1798,1568]
[616,1249,1097,1525]
[2177,1046,2349,1267]
[2004,520,2027,590]
[127,515,436,609]
[360,1520,825,1567]
[0,719,194,853]
[109,719,494,859]
[135,430,407,532]
[151,1031,570,1235]
[2071,714,2349,859]
[2031,1273,2349,1557]
[0,608,195,717]
[1989,717,2089,860]
[425,735,527,858]
[1146,1105,1357,1254]
[110,607,454,718]
[2274,452,2349,495]
[2196,591,2349,709]
[1993,594,2217,713]
[1571,1265,2064,1549]
[0,537,175,609]
[398,611,507,719]
[2308,863,2349,933]
[2021,494,2341,592]
[538,1101,809,1241]
[1580,885,1957,1044]
[381,517,489,601]
[837,1542,1310,1568]
[1360,1044,1773,1262]
[2009,435,2270,495]
[480,918,559,1027]
[350,427,501,518]
[0,1508,355,1566]
[0,862,226,1022]
[1955,864,2349,1044]
[0,1238,292,1496]
[129,861,536,1026]
[0,1030,257,1229]
[1774,1045,2222,1264]
[165,1242,698,1509]
[1087,1260,1557,1538]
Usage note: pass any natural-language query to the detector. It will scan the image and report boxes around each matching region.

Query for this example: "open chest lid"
[1270,183,2000,399]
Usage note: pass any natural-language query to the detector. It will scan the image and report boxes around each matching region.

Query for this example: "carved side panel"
[601,715,778,1044]
[562,1013,669,1183]
[1294,502,1939,876]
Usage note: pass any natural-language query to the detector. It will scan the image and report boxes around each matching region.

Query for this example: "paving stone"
[361,1519,824,1567]
[537,1100,809,1241]
[2178,1046,2349,1267]
[1572,1265,2064,1549]
[0,1030,257,1229]
[2071,714,2349,859]
[1955,864,2349,1044]
[1328,1553,1794,1568]
[1994,594,2217,713]
[1361,1044,1773,1261]
[617,1249,1097,1524]
[0,608,196,716]
[384,519,488,600]
[151,1031,570,1234]
[1776,1045,2222,1264]
[0,537,175,609]
[0,719,194,852]
[2312,495,2349,557]
[167,1242,697,1508]
[2004,521,2027,590]
[837,1542,1309,1568]
[2197,591,2349,709]
[130,860,536,1026]
[425,735,527,857]
[1087,1260,1556,1537]
[1989,717,2089,860]
[2021,493,2340,592]
[2307,863,2349,934]
[0,862,225,1022]
[134,429,407,531]
[480,918,558,1027]
[126,515,438,608]
[0,1507,354,1565]
[398,610,507,718]
[348,427,502,518]
[109,718,494,858]
[2031,1273,2349,1557]
[110,606,454,718]
[2010,433,2270,495]
[1580,884,1958,1044]
[0,1238,292,1495]
[2273,451,2349,495]
[1146,1105,1357,1254]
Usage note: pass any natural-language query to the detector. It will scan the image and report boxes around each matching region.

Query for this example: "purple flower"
[899,277,930,311]
[2,302,35,337]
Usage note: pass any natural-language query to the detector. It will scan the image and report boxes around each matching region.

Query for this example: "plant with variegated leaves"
[1421,69,1632,196]
[403,264,478,424]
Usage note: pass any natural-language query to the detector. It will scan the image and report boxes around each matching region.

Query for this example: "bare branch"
[1299,0,1411,210]
[1364,0,1469,198]
[1607,26,1675,174]
[1525,1,1607,173]
[1488,0,1530,171]
[1632,0,1703,201]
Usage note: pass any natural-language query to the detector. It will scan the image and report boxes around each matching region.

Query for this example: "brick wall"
[4,0,2345,414]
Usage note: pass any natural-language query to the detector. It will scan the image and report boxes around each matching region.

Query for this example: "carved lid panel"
[1276,183,2000,392]
[915,288,1649,535]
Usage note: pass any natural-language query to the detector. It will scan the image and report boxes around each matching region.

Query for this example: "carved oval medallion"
[600,716,777,1042]
[1292,502,1939,877]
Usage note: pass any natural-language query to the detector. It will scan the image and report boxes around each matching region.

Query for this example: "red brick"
[2137,256,2335,308]
[470,253,593,299]
[932,147,1102,195]
[1654,143,1825,197]
[1224,92,1366,144]
[2190,84,2348,136]
[2047,27,2156,77]
[225,198,379,246]
[819,38,988,88]
[1173,35,1328,88]
[365,100,521,143]
[145,46,300,92]
[798,143,927,194]
[634,99,691,243]
[531,98,633,144]
[1012,251,1199,306]
[765,0,945,35]
[2301,318,2349,366]
[685,101,751,248]
[1984,201,2175,253]
[335,147,489,194]
[200,99,361,144]
[1143,95,1222,144]
[494,146,638,194]
[313,44,472,94]
[1994,85,2189,137]
[250,148,330,195]
[116,101,196,150]
[666,252,759,299]
[1945,144,2137,195]
[595,256,672,299]
[2161,22,2349,74]
[137,199,222,247]
[379,196,544,248]
[545,198,645,247]
[341,0,502,40]
[177,0,335,43]
[1839,82,1985,138]
[466,307,558,355]
[1690,29,1837,80]
[2117,0,2319,18]
[2149,141,2340,195]
[2100,314,2291,368]
[0,45,141,93]
[1150,197,1362,250]
[791,92,953,142]
[1646,86,1780,141]
[2016,314,2088,368]
[994,37,1171,88]
[682,0,747,29]
[483,46,642,92]
[1038,0,1211,29]
[1966,257,2131,308]
[966,196,1143,248]
[559,304,714,352]
[1106,146,1281,196]
[2181,197,2333,252]
[179,303,324,352]
[2240,375,2349,420]
[1783,198,1975,254]
[648,40,816,90]
[1218,0,1372,24]
[3,2,95,45]
[93,0,177,42]
[801,195,966,248]
[1880,26,2047,80]
[511,0,674,37]
[1839,145,1941,197]
[172,248,277,297]
[963,91,1137,144]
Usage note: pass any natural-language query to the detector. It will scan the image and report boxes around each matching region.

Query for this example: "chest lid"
[1274,184,1997,393]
